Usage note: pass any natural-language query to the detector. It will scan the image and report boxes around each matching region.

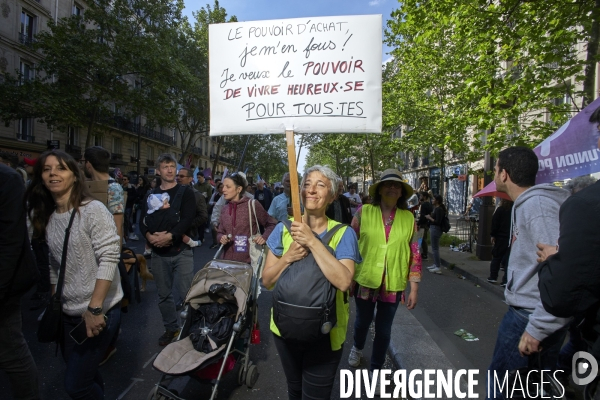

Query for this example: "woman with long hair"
[347,169,421,390]
[426,194,447,274]
[25,150,122,399]
[263,165,361,399]
[216,173,277,263]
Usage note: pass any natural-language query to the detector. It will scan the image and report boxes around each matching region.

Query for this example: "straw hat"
[369,169,414,199]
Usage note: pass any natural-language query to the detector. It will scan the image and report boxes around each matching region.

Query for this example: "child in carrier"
[143,192,200,255]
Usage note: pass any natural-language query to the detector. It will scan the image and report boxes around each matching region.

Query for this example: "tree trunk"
[84,107,97,150]
[211,137,223,176]
[582,0,600,107]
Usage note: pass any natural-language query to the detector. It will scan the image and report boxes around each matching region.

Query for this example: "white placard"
[209,15,382,136]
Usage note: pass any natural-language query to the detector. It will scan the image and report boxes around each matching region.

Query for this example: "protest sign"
[209,15,382,136]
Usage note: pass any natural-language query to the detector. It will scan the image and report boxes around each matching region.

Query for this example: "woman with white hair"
[263,165,361,400]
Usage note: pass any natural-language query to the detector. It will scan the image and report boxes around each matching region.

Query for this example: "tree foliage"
[384,0,599,158]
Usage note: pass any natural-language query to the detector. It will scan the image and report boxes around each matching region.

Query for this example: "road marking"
[143,353,158,369]
[117,378,144,399]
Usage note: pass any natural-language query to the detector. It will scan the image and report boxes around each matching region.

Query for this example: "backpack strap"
[322,223,347,245]
[281,219,346,245]
[169,185,187,214]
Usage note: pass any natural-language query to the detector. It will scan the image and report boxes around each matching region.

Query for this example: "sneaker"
[143,248,152,256]
[187,240,201,248]
[128,233,139,241]
[99,346,116,366]
[209,243,219,249]
[348,346,362,367]
[426,265,438,270]
[30,292,49,311]
[500,283,507,287]
[428,267,442,274]
[487,278,497,283]
[205,228,210,233]
[158,329,180,346]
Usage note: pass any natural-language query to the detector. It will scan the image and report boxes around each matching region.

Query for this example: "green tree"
[384,0,599,158]
[171,1,237,165]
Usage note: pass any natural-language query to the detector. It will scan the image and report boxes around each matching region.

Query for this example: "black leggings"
[273,334,343,400]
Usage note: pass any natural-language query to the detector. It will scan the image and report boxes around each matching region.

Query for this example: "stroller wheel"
[246,364,259,388]
[146,386,159,400]
[237,360,250,386]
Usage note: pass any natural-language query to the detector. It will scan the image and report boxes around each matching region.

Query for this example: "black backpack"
[442,213,451,233]
[272,220,346,342]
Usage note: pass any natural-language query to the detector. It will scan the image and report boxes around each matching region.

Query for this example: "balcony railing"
[19,33,35,46]
[411,159,418,168]
[191,146,202,155]
[146,159,154,166]
[16,133,35,142]
[111,153,123,161]
[421,157,429,166]
[99,116,176,146]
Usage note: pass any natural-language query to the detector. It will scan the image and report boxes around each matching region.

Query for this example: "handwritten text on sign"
[209,15,382,136]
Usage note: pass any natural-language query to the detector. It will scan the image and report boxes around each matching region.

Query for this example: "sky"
[183,0,400,172]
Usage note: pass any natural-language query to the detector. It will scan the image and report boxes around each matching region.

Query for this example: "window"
[72,4,82,16]
[20,11,35,45]
[93,134,103,147]
[18,118,33,141]
[112,137,122,154]
[131,141,138,158]
[147,145,154,161]
[68,127,79,146]
[19,61,34,83]
[204,160,207,169]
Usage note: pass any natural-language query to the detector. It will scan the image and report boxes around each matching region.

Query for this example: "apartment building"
[0,0,233,177]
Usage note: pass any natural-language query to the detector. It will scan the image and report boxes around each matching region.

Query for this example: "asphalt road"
[1,236,395,400]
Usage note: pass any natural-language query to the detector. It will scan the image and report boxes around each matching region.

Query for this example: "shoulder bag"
[37,210,77,344]
[248,200,266,275]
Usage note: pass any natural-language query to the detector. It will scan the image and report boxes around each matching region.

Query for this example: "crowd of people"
[1,108,599,400]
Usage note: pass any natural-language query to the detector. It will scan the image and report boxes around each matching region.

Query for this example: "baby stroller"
[147,247,264,400]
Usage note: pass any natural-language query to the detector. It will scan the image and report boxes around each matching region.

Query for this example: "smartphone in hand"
[69,315,108,345]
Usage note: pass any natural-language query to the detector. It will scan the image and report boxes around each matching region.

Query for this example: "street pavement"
[1,230,510,400]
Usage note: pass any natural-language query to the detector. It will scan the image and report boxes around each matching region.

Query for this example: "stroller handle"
[213,234,231,260]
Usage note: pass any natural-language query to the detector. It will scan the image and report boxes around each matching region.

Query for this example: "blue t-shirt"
[266,222,362,264]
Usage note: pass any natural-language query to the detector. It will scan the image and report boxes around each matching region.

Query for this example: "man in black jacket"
[538,106,600,366]
[140,154,197,346]
[326,181,352,224]
[0,163,40,399]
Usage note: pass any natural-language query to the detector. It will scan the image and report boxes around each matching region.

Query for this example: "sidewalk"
[388,245,504,398]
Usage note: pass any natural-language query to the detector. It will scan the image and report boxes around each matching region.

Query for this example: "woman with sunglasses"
[347,169,421,388]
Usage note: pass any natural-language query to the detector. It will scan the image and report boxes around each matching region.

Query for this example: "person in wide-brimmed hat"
[347,169,421,389]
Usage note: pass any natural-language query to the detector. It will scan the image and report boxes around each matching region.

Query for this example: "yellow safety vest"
[354,205,413,292]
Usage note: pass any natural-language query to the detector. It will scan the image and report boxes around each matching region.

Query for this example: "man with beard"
[81,146,125,245]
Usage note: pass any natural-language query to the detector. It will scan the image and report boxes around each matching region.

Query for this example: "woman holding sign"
[216,172,277,264]
[263,165,361,400]
[347,169,421,387]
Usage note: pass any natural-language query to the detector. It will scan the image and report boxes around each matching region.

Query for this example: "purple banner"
[534,97,600,184]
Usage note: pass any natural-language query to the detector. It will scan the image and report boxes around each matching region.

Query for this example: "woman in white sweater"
[25,150,122,400]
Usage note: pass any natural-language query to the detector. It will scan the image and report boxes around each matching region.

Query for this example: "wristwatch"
[87,306,103,316]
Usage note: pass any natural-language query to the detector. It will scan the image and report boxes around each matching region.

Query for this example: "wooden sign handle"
[285,130,302,222]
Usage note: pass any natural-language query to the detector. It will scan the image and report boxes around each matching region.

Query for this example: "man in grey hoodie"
[487,146,570,399]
